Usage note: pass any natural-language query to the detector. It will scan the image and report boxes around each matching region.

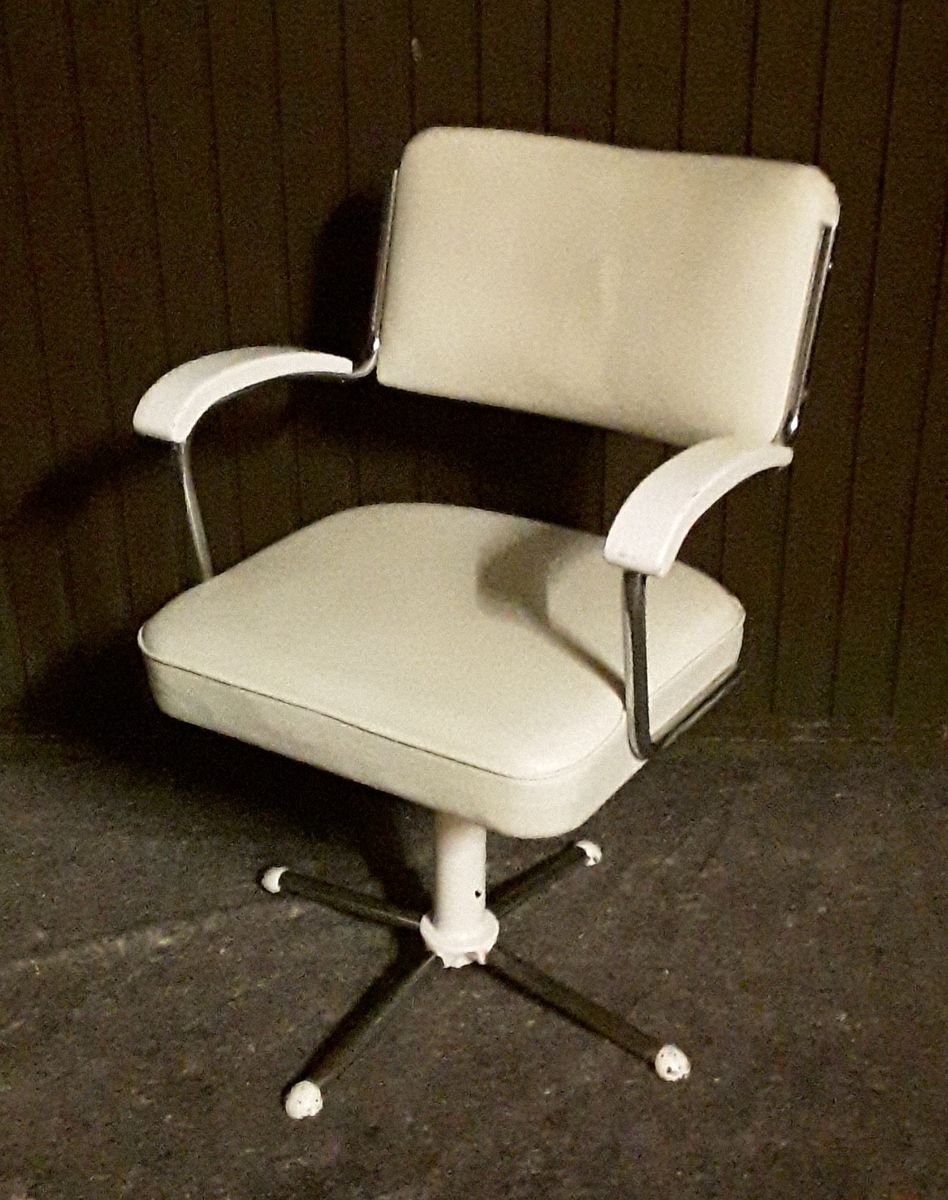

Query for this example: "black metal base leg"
[261,866,420,930]
[262,832,688,1117]
[486,944,690,1081]
[490,839,602,917]
[285,950,438,1119]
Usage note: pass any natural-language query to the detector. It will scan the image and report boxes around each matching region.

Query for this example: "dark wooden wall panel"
[0,0,944,735]
[207,0,298,558]
[723,0,828,721]
[0,552,25,705]
[411,0,479,131]
[678,0,758,584]
[530,0,615,533]
[774,0,901,721]
[273,0,357,525]
[603,0,685,530]
[4,0,131,702]
[476,0,554,523]
[343,0,417,508]
[138,0,242,573]
[0,26,76,700]
[893,224,948,722]
[70,0,186,625]
[613,0,686,153]
[479,0,547,132]
[833,0,947,720]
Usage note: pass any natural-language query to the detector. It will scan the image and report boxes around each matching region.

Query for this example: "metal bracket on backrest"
[352,167,399,380]
[782,222,836,445]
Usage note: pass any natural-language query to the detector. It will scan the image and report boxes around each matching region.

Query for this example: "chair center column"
[419,812,500,968]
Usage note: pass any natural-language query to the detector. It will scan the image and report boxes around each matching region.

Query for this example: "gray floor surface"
[0,727,944,1200]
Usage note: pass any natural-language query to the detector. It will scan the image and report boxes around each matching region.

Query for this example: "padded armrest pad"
[133,347,354,443]
[604,436,793,577]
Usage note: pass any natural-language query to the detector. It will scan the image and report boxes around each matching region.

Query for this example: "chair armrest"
[133,346,354,444]
[604,437,793,577]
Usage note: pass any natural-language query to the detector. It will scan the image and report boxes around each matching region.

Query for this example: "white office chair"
[133,127,838,1119]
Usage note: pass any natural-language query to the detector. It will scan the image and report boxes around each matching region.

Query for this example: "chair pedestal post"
[419,812,499,967]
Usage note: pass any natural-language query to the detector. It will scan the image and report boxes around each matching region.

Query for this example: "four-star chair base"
[262,811,690,1120]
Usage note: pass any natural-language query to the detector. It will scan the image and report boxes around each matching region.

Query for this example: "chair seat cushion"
[139,504,743,838]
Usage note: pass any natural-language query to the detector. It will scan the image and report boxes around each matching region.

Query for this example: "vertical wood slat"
[720,0,829,722]
[893,222,948,724]
[411,0,479,131]
[613,0,687,153]
[678,0,758,582]
[774,0,902,721]
[69,0,186,625]
[409,0,482,509]
[475,1,552,522]
[138,0,242,574]
[4,0,131,703]
[273,0,357,525]
[604,0,688,530]
[479,0,548,132]
[832,0,948,721]
[206,0,297,558]
[0,22,75,707]
[547,0,614,144]
[0,549,26,708]
[541,0,615,533]
[343,0,416,506]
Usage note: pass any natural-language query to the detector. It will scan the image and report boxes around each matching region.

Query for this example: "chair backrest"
[377,127,838,448]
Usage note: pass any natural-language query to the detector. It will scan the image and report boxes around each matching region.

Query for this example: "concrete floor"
[0,726,944,1199]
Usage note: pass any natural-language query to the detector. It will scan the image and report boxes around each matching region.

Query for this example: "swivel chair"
[133,127,838,1118]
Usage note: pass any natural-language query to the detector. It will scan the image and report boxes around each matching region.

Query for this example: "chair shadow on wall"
[5,188,438,915]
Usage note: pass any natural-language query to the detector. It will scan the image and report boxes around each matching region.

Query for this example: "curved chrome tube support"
[175,440,214,582]
[623,572,653,759]
[622,570,742,761]
[170,169,400,582]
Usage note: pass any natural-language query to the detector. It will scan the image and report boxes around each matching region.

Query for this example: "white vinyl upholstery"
[139,504,744,839]
[378,127,839,446]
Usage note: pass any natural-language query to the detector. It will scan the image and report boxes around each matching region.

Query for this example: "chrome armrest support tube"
[175,441,214,583]
[623,572,653,759]
[622,569,742,761]
[168,169,400,582]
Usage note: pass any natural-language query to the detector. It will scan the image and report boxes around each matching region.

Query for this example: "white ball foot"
[285,1079,323,1119]
[261,866,288,895]
[576,840,603,866]
[654,1044,691,1082]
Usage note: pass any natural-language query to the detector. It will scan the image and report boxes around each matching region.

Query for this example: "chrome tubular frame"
[619,219,836,756]
[172,169,400,580]
[782,222,836,445]
[353,166,399,378]
[623,570,742,761]
[175,441,214,583]
[624,572,654,759]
